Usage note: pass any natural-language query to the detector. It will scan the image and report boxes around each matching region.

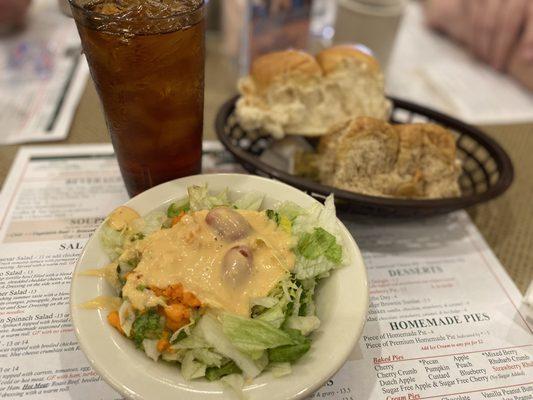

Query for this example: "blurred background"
[0,0,532,288]
[1,0,532,147]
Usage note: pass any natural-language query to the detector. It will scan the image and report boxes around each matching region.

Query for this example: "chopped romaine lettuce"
[268,362,292,378]
[268,342,310,363]
[171,330,188,344]
[118,248,140,271]
[167,199,190,217]
[294,255,337,280]
[131,309,164,347]
[142,338,161,362]
[205,361,242,381]
[291,200,345,280]
[254,350,269,371]
[292,195,340,238]
[299,278,317,316]
[129,210,166,235]
[116,263,133,287]
[279,215,292,234]
[285,316,321,336]
[118,300,135,337]
[290,195,346,277]
[221,314,295,355]
[142,210,167,234]
[192,348,224,367]
[264,209,292,233]
[250,296,279,309]
[275,201,306,221]
[290,286,303,317]
[162,349,186,362]
[196,314,263,378]
[255,300,288,328]
[268,329,311,363]
[100,225,125,260]
[221,373,245,399]
[181,351,207,380]
[171,335,209,350]
[265,209,280,224]
[284,327,308,342]
[188,185,230,211]
[252,276,303,327]
[325,243,342,265]
[233,192,264,210]
[297,227,342,264]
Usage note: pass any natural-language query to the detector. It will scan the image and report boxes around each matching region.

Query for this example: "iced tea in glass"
[69,0,205,196]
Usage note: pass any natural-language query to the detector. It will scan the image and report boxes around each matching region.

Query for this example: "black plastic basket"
[215,95,514,217]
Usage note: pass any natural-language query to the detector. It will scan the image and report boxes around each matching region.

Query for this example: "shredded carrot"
[183,291,201,308]
[151,283,184,301]
[157,331,170,352]
[169,284,184,300]
[107,311,124,335]
[151,284,202,331]
[166,318,189,332]
[164,303,190,321]
[171,211,185,226]
[164,303,190,331]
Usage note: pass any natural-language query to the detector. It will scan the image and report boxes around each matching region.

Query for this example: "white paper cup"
[58,0,72,17]
[334,0,406,69]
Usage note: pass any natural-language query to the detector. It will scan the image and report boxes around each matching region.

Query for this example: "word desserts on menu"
[82,185,348,392]
[235,45,463,200]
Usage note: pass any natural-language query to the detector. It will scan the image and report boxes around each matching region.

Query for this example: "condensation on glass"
[70,0,206,196]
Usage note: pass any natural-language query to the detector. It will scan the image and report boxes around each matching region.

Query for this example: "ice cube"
[89,0,202,18]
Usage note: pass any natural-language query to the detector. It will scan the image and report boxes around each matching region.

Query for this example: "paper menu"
[0,143,531,399]
[386,2,533,125]
[0,0,89,145]
[0,146,128,243]
[314,214,533,399]
[0,142,242,244]
[0,240,121,400]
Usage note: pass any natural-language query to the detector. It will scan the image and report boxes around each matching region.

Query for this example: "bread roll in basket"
[235,45,391,139]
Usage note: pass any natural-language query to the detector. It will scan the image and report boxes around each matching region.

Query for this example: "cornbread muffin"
[235,46,390,138]
[318,117,462,199]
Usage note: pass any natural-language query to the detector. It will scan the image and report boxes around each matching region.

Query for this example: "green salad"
[97,185,347,393]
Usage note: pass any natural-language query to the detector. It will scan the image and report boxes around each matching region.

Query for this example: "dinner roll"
[317,45,390,124]
[315,44,381,75]
[235,46,390,139]
[318,117,461,199]
[248,49,322,93]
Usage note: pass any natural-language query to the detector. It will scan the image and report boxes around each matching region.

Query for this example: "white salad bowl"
[70,173,368,400]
